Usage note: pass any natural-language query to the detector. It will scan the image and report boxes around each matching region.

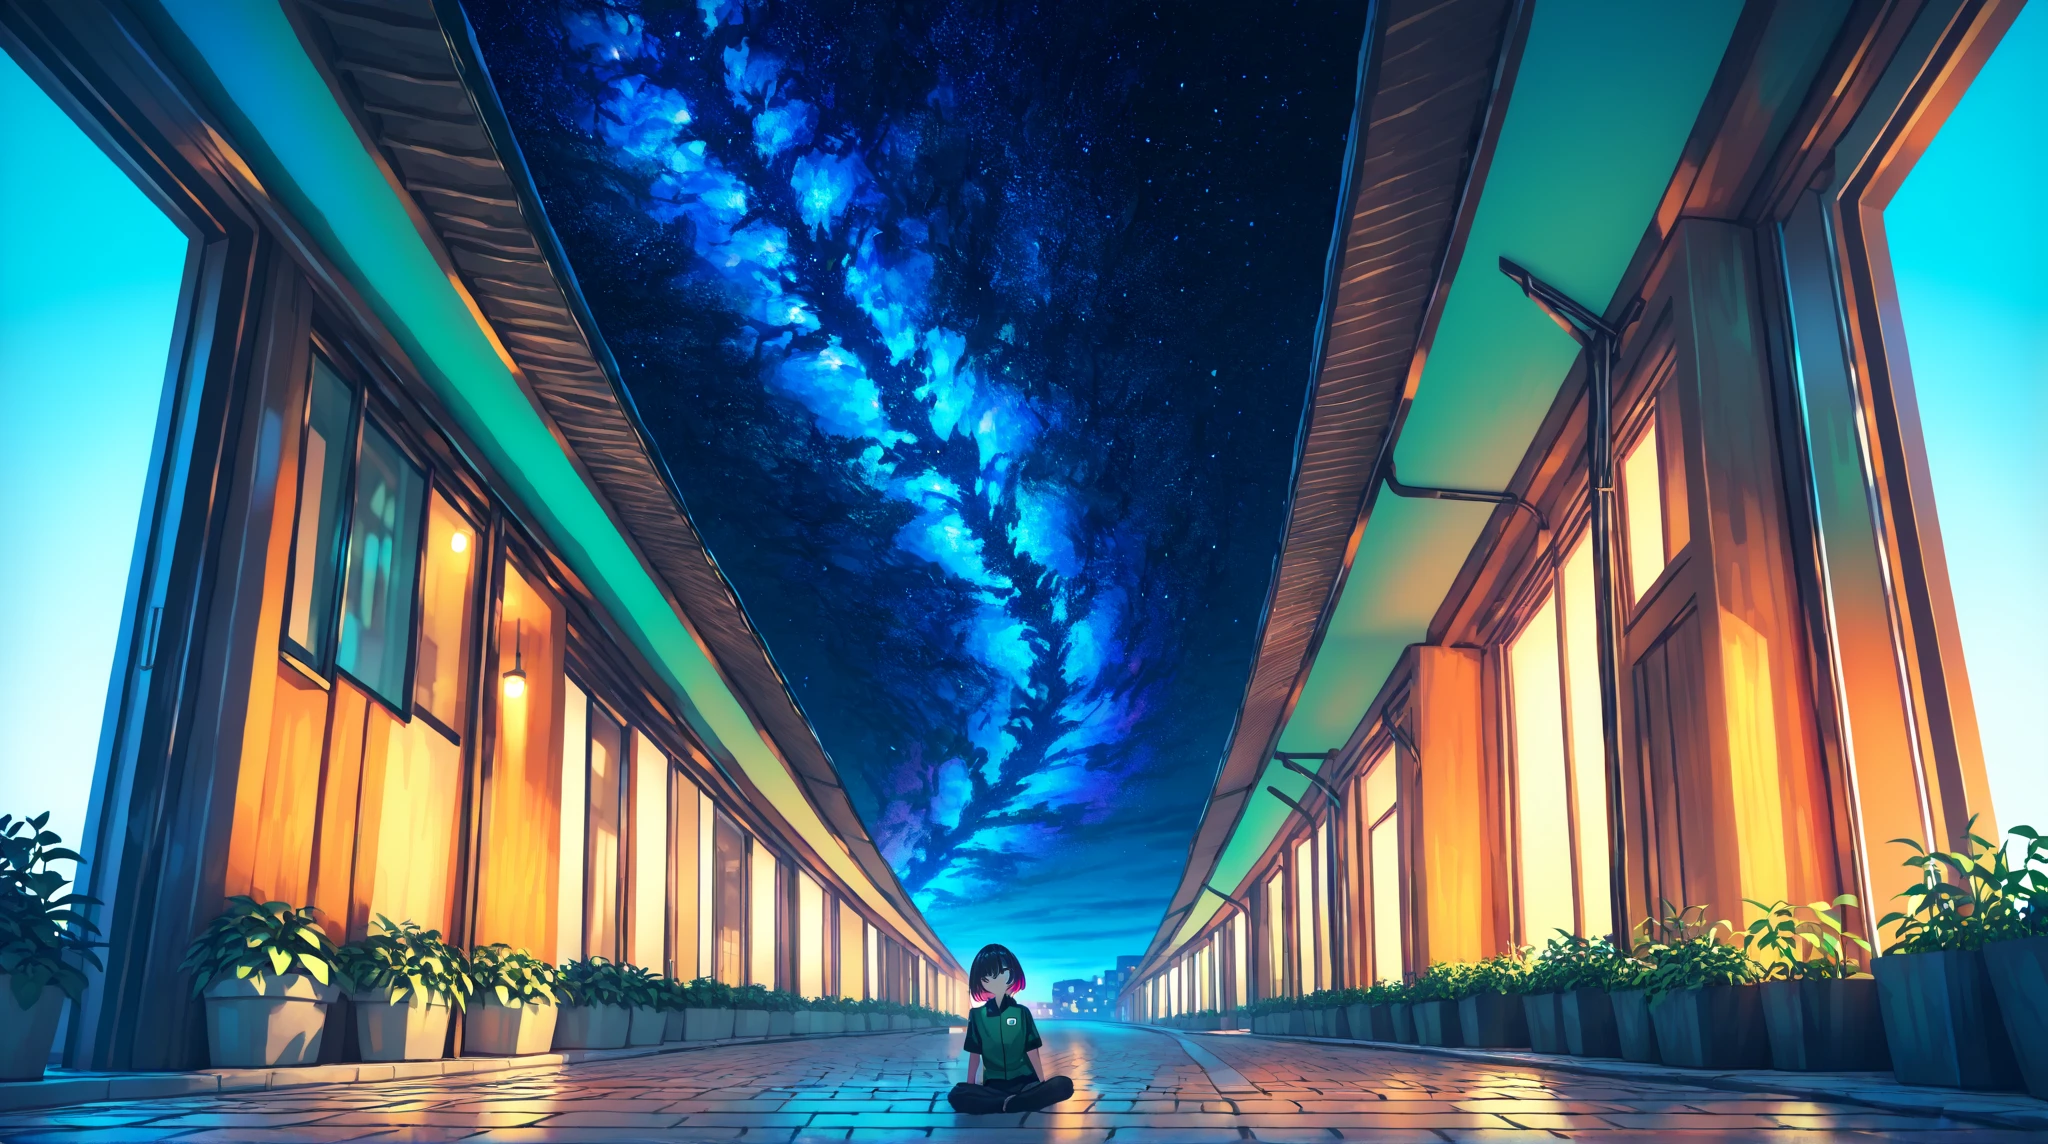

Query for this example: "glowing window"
[1294,837,1316,993]
[630,732,667,972]
[1561,536,1613,937]
[839,898,863,998]
[1265,871,1284,998]
[556,678,589,963]
[1622,422,1667,600]
[671,771,700,980]
[369,714,461,934]
[1510,594,1577,945]
[585,705,625,960]
[1316,820,1333,989]
[413,492,476,731]
[713,810,745,984]
[1231,912,1248,1008]
[1371,811,1402,981]
[865,922,878,999]
[749,842,778,986]
[798,871,826,998]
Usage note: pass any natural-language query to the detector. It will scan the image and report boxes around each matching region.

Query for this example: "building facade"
[0,0,963,1072]
[1123,0,2039,1020]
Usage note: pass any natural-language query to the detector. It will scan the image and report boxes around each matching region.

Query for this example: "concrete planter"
[818,1010,846,1033]
[1287,1009,1308,1035]
[845,1013,868,1032]
[202,973,340,1068]
[1648,985,1769,1069]
[554,1003,630,1049]
[1560,987,1621,1058]
[463,998,557,1056]
[1759,978,1889,1072]
[1610,989,1660,1063]
[1359,1003,1396,1042]
[685,1007,735,1041]
[889,1014,911,1030]
[1523,993,1564,1053]
[1412,1000,1463,1047]
[1458,994,1528,1048]
[1983,936,2048,1098]
[768,1011,794,1037]
[1389,1002,1415,1043]
[1343,1003,1371,1041]
[792,1010,816,1035]
[663,1008,687,1041]
[0,980,63,1081]
[350,987,451,1062]
[627,1005,663,1046]
[1874,949,2021,1090]
[734,1008,770,1038]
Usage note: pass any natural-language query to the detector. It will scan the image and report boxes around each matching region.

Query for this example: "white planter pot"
[554,1003,630,1049]
[463,998,558,1056]
[768,1011,794,1036]
[662,1008,686,1041]
[685,1007,734,1040]
[792,1010,815,1035]
[845,1013,868,1031]
[203,974,339,1068]
[819,1010,846,1034]
[890,1014,911,1030]
[627,1005,663,1046]
[351,987,451,1062]
[733,1008,770,1038]
[0,979,64,1081]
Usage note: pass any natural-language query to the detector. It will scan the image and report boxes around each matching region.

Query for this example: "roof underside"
[174,0,956,970]
[1138,0,1746,974]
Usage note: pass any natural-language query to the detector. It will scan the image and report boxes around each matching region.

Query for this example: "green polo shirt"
[962,996,1041,1082]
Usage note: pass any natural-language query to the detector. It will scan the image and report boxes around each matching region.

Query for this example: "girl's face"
[979,967,1012,998]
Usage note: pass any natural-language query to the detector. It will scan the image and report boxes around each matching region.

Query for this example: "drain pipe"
[1499,255,1637,949]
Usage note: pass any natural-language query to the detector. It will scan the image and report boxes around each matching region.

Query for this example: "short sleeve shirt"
[961,996,1041,1081]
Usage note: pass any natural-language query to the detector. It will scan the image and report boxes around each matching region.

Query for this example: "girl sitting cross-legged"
[946,943,1075,1114]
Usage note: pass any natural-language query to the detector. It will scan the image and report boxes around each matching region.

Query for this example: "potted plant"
[681,977,736,1040]
[621,964,664,1046]
[733,983,772,1037]
[179,896,342,1068]
[1744,895,1888,1071]
[1640,903,1767,1069]
[1355,981,1400,1041]
[844,995,870,1032]
[1546,933,1631,1058]
[1874,821,2027,1090]
[654,976,687,1042]
[815,996,847,1034]
[1982,824,2048,1099]
[888,999,912,1030]
[464,944,560,1056]
[554,957,631,1049]
[0,814,102,1081]
[1523,933,1573,1053]
[335,916,470,1062]
[1410,962,1468,1047]
[1456,951,1532,1048]
[766,987,800,1036]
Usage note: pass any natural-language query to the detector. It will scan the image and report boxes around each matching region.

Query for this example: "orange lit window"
[1509,594,1577,945]
[1621,393,1689,602]
[748,841,778,987]
[1265,871,1284,997]
[630,731,667,972]
[1363,749,1402,982]
[1560,537,1613,938]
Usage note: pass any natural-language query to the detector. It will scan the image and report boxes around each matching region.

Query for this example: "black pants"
[947,1071,1074,1114]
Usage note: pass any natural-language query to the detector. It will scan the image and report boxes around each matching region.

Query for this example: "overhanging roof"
[1130,0,1747,983]
[148,0,957,972]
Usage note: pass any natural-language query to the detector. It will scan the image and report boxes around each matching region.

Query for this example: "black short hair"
[969,943,1025,1001]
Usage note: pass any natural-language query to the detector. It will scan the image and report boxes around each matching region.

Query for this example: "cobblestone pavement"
[0,1023,2037,1142]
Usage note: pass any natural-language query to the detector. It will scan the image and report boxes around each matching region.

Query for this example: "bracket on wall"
[1383,715,1419,759]
[1274,750,1341,809]
[1382,461,1552,549]
[1199,882,1251,914]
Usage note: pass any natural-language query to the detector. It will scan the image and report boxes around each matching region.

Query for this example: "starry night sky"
[466,0,1365,994]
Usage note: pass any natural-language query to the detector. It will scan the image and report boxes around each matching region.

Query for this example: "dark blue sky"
[468,0,1364,992]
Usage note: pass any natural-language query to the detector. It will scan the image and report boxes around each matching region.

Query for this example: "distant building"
[1028,1001,1056,1020]
[1051,957,1144,1017]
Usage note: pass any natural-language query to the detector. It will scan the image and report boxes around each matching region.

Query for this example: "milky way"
[467,0,1364,987]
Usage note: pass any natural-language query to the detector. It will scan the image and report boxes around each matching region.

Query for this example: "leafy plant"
[557,957,629,1007]
[0,813,103,1008]
[619,963,662,1008]
[680,977,735,1008]
[1633,904,1760,1000]
[467,944,560,1007]
[1531,931,1639,993]
[1881,819,2048,954]
[1409,961,1474,1003]
[335,916,471,1009]
[762,987,804,1012]
[1463,950,1535,997]
[734,982,773,1010]
[1743,896,1871,980]
[1362,979,1410,1004]
[180,896,338,998]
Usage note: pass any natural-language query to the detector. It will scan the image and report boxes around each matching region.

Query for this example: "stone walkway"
[0,1023,2036,1141]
